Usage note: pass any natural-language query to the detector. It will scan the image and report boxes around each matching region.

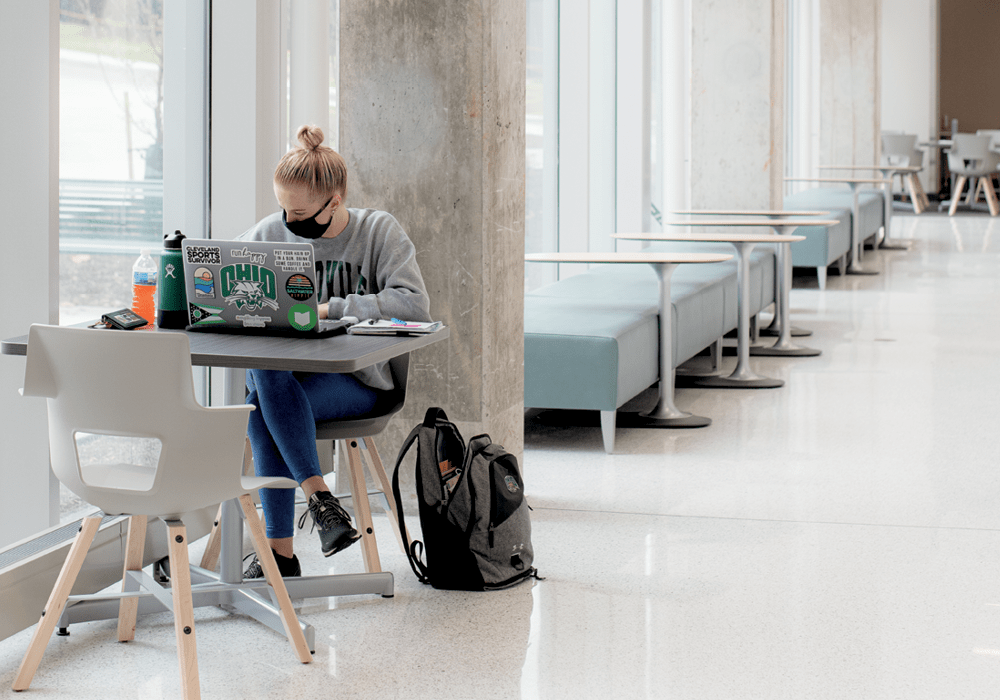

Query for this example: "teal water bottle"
[156,230,188,328]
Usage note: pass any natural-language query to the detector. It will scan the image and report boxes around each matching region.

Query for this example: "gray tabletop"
[1,325,450,373]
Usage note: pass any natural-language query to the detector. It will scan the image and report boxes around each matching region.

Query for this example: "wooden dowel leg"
[165,520,201,700]
[345,440,381,573]
[985,178,1000,216]
[13,516,101,692]
[117,515,147,642]
[362,437,412,554]
[950,176,967,215]
[198,504,223,572]
[237,494,312,664]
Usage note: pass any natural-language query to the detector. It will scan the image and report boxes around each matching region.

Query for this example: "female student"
[240,125,431,577]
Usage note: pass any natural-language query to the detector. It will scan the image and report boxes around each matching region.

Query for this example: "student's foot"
[243,548,302,579]
[299,491,361,557]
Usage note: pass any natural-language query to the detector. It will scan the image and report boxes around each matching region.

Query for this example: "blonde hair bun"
[297,125,325,151]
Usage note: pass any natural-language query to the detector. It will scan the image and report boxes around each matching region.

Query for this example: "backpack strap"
[391,423,431,584]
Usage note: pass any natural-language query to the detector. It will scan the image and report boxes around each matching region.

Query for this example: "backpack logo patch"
[504,475,520,493]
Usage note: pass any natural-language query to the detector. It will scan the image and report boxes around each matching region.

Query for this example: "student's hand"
[318,303,329,320]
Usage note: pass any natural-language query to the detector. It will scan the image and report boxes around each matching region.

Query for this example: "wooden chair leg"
[13,516,102,692]
[198,505,223,572]
[906,174,925,214]
[165,520,201,700]
[950,176,968,215]
[117,515,147,642]
[237,494,312,664]
[362,437,412,555]
[984,178,1000,216]
[344,439,381,573]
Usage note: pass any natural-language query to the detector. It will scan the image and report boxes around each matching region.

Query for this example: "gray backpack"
[391,407,540,590]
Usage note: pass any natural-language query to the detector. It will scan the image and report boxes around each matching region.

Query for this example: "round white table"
[784,177,890,275]
[525,250,731,428]
[615,228,808,389]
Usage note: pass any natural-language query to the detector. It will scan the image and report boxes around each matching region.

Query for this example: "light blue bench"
[784,187,885,288]
[524,245,775,453]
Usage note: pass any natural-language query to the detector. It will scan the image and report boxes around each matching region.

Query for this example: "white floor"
[3,212,1000,699]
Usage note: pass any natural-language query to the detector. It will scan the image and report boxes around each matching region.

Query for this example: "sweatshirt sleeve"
[325,214,432,323]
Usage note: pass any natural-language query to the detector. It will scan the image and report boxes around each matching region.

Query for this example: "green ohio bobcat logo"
[220,264,279,311]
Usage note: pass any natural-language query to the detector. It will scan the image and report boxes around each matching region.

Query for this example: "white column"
[163,0,210,239]
[661,0,689,218]
[616,0,652,245]
[0,0,59,545]
[558,0,590,271]
[211,0,285,236]
[289,0,331,140]
[590,0,617,251]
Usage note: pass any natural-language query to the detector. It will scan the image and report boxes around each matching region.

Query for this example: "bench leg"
[816,266,827,291]
[600,411,616,454]
[709,337,722,373]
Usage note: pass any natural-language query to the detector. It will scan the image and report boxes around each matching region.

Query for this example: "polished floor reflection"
[2,213,1000,699]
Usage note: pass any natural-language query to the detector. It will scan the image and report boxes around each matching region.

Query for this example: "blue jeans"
[245,369,378,539]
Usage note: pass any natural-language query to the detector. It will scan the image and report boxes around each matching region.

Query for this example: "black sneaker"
[298,491,360,557]
[243,549,302,579]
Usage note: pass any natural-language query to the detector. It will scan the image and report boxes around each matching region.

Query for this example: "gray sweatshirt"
[239,207,432,390]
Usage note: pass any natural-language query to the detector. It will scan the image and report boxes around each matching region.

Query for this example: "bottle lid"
[140,248,151,255]
[163,230,186,250]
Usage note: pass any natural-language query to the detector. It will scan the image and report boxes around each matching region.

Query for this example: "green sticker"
[288,304,317,331]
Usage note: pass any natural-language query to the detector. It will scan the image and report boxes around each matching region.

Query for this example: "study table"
[673,210,832,338]
[525,250,731,429]
[819,164,921,243]
[614,228,807,390]
[1,324,450,652]
[784,177,891,274]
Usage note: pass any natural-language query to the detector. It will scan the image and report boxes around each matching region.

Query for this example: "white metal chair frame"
[12,325,311,700]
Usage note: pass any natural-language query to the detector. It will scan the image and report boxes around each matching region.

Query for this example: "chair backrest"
[880,133,918,166]
[22,325,253,518]
[976,129,1000,151]
[948,133,999,174]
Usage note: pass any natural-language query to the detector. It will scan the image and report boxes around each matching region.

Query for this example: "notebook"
[180,239,351,337]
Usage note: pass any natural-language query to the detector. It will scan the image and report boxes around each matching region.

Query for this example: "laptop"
[181,239,352,337]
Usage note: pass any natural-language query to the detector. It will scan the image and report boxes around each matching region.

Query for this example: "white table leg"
[879,168,910,250]
[751,229,820,358]
[847,184,878,275]
[693,243,783,389]
[619,262,712,428]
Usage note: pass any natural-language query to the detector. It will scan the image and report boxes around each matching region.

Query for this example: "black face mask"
[282,196,334,239]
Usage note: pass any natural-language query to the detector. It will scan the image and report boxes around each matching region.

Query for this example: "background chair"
[13,325,310,699]
[947,133,1000,216]
[315,353,413,574]
[881,133,929,211]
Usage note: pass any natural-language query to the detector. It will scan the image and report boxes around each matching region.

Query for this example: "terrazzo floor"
[2,211,1000,698]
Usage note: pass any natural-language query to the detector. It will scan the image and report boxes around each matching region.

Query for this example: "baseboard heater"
[0,506,215,643]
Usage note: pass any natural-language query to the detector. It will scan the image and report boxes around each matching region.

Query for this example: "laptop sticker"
[285,274,315,301]
[193,267,215,298]
[275,248,312,272]
[230,246,267,265]
[189,302,225,325]
[221,264,279,311]
[185,244,222,266]
[288,304,317,331]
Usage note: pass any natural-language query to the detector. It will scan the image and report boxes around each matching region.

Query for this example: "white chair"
[881,133,928,212]
[12,325,311,699]
[947,133,1000,216]
[315,353,413,573]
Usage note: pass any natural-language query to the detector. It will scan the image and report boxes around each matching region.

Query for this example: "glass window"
[58,0,167,522]
[59,0,165,327]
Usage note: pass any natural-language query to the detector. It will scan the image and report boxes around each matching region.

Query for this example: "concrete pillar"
[339,1,526,458]
[819,0,881,166]
[690,0,786,210]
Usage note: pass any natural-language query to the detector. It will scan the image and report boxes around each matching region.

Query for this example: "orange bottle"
[131,248,157,328]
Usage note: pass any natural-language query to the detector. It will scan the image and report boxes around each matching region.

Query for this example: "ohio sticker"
[285,274,315,301]
[288,303,317,331]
